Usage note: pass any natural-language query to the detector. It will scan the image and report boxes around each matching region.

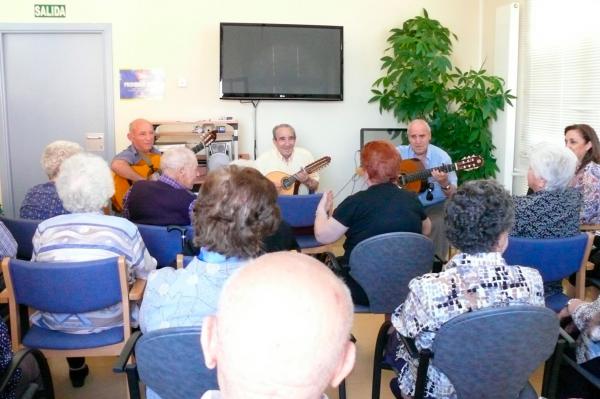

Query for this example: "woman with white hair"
[124,146,198,225]
[19,140,83,220]
[31,152,156,388]
[511,143,582,297]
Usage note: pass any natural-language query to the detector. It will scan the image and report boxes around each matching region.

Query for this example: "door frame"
[0,23,115,216]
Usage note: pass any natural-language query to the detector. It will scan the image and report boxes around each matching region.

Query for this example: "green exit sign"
[34,4,66,18]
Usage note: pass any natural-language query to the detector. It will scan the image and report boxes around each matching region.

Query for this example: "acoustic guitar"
[111,130,216,212]
[398,155,484,193]
[266,156,331,195]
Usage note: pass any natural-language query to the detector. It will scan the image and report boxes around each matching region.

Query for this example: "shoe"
[69,364,89,388]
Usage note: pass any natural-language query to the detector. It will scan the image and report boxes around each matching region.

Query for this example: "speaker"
[207,140,233,171]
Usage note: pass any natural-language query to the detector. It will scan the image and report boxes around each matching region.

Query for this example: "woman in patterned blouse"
[565,124,600,225]
[390,180,545,399]
[511,143,581,297]
[19,140,82,220]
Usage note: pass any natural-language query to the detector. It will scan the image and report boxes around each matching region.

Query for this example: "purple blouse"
[19,181,69,220]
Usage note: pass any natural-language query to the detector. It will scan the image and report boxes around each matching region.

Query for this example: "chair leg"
[124,365,142,399]
[372,320,392,399]
[338,378,346,399]
[542,339,566,399]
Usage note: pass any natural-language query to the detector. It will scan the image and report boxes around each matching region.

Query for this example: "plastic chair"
[399,306,558,399]
[0,216,40,260]
[344,232,434,399]
[114,326,218,399]
[503,233,593,311]
[0,347,54,399]
[136,224,191,268]
[1,256,132,358]
[277,194,327,254]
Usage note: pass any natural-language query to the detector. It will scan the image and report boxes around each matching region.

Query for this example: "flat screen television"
[220,23,343,101]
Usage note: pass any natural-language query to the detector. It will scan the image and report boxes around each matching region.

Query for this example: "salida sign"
[34,4,66,18]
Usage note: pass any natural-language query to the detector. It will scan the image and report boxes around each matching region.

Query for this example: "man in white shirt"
[256,124,319,192]
[200,252,356,399]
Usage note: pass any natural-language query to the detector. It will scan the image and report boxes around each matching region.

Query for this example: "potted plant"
[370,9,514,180]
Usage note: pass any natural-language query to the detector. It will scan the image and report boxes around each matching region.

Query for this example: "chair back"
[503,233,590,282]
[3,257,125,313]
[277,194,322,228]
[135,326,218,399]
[136,224,189,267]
[0,216,40,260]
[349,232,433,313]
[431,305,558,399]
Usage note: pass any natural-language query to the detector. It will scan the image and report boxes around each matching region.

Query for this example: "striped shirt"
[30,213,157,334]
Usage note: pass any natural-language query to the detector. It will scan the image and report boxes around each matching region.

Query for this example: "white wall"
[2,0,484,204]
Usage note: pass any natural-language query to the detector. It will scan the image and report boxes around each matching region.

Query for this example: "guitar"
[266,156,331,195]
[398,155,484,193]
[111,130,216,212]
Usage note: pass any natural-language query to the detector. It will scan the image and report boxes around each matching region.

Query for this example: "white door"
[0,24,115,216]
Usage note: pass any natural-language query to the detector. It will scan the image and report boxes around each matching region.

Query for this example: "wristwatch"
[442,183,451,190]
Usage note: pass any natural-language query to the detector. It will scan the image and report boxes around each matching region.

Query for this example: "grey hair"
[272,123,296,139]
[529,143,577,191]
[407,119,431,134]
[445,180,514,254]
[160,146,197,173]
[55,152,114,213]
[41,140,83,179]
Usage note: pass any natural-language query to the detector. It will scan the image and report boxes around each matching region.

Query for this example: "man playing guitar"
[111,118,161,212]
[397,119,457,264]
[255,123,319,193]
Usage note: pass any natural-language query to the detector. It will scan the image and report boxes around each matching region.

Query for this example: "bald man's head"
[201,252,355,399]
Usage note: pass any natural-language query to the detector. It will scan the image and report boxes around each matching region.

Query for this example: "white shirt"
[255,147,319,182]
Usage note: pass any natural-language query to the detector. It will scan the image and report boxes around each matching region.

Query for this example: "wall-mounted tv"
[220,23,343,101]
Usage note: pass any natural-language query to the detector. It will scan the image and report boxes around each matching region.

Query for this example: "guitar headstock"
[456,155,484,171]
[305,156,332,174]
[200,130,217,146]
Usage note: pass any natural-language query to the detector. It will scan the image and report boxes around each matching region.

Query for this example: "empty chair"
[398,306,558,399]
[277,193,326,253]
[114,326,218,399]
[136,224,190,268]
[2,256,133,360]
[503,233,593,311]
[346,232,433,399]
[0,216,40,260]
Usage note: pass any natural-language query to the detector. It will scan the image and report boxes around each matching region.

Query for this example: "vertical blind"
[515,0,600,192]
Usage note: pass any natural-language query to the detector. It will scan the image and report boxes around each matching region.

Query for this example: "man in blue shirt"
[397,119,457,262]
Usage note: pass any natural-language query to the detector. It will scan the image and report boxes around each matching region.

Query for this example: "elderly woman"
[511,144,581,297]
[19,140,83,220]
[140,165,279,331]
[124,146,198,225]
[31,152,156,388]
[565,123,600,225]
[314,140,431,305]
[558,296,600,398]
[390,180,544,399]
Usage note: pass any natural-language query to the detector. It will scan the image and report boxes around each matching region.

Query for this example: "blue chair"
[136,224,191,268]
[114,327,218,399]
[0,216,41,260]
[277,194,327,253]
[398,305,558,399]
[1,256,132,358]
[503,233,593,312]
[344,232,434,399]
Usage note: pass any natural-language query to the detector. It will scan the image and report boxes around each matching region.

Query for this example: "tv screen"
[220,23,343,101]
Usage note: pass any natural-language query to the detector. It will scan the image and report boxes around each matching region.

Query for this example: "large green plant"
[370,9,514,180]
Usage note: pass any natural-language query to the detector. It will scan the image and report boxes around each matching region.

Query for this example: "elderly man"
[124,147,198,225]
[255,123,319,193]
[111,119,161,212]
[397,119,457,262]
[201,252,356,399]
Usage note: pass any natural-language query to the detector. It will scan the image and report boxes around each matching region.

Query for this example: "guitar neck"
[402,162,457,184]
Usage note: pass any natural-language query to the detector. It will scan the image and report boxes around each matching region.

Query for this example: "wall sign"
[34,4,66,18]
